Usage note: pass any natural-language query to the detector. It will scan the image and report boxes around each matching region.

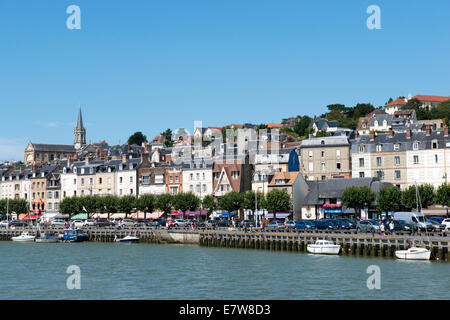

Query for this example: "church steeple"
[74,105,86,150]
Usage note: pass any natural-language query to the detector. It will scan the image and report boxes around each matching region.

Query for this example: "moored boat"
[115,235,139,243]
[307,240,341,255]
[395,247,431,260]
[35,232,59,243]
[12,232,35,242]
[63,229,89,242]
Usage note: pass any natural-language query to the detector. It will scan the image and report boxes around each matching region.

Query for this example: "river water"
[0,242,448,300]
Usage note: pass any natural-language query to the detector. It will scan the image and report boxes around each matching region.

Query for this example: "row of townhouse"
[351,126,450,189]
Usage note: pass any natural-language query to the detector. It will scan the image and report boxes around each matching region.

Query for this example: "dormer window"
[90,168,94,174]
[413,142,419,150]
[393,143,400,151]
[376,144,382,152]
[359,145,365,153]
[432,140,438,149]
[74,168,77,174]
[81,168,85,174]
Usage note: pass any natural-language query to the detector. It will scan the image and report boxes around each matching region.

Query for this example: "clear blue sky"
[1,0,449,161]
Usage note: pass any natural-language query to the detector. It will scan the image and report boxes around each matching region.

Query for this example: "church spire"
[74,105,86,150]
[76,104,84,129]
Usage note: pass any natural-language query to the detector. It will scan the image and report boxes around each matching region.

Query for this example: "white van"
[393,212,433,231]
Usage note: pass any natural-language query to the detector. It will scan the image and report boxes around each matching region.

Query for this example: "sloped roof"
[412,95,450,102]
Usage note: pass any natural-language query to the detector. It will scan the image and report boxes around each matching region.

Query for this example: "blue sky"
[1,0,449,161]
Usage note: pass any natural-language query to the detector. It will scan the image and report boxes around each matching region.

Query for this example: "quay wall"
[1,227,448,261]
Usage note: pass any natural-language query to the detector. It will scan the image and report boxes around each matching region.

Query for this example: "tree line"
[59,189,293,220]
[342,183,450,217]
[0,199,29,215]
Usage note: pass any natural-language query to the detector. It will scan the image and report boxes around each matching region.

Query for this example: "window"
[336,150,341,158]
[232,171,239,179]
[395,156,400,165]
[432,140,438,149]
[130,176,133,183]
[120,177,123,184]
[376,171,384,180]
[321,162,326,171]
[130,189,133,195]
[190,173,194,180]
[308,150,313,158]
[435,154,438,164]
[55,191,59,199]
[81,178,85,185]
[394,144,399,151]
[89,178,93,185]
[376,157,383,166]
[73,179,76,185]
[395,170,401,180]
[202,184,206,192]
[359,145,365,153]
[196,173,200,180]
[321,176,326,180]
[170,176,173,183]
[190,185,194,192]
[227,185,230,192]
[99,178,102,184]
[376,144,382,152]
[47,191,53,199]
[120,189,123,196]
[142,175,150,184]
[196,185,201,193]
[413,155,419,164]
[359,172,365,178]
[359,158,364,167]
[336,162,341,170]
[413,142,419,150]
[321,150,325,158]
[175,176,179,183]
[202,173,205,180]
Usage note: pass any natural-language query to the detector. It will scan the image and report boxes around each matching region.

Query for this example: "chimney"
[85,157,90,165]
[388,128,394,138]
[445,126,449,137]
[369,130,375,142]
[122,154,128,163]
[426,125,431,136]
[406,129,411,139]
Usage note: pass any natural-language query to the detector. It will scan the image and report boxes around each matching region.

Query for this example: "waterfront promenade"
[1,226,449,261]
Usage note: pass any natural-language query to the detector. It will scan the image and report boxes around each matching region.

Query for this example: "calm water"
[0,242,448,300]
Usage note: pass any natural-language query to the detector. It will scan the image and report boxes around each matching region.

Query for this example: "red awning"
[22,214,42,221]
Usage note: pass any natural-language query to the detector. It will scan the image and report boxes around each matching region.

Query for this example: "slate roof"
[30,143,76,153]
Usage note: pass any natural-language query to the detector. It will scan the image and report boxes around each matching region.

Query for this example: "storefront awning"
[265,213,292,219]
[219,213,235,218]
[71,213,88,220]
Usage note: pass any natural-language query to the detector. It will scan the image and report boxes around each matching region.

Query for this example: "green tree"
[128,131,148,146]
[118,195,136,218]
[436,183,450,207]
[160,129,174,147]
[341,186,375,219]
[202,195,217,219]
[173,192,200,219]
[430,100,450,125]
[60,197,80,218]
[376,186,402,213]
[218,191,244,219]
[156,193,174,217]
[265,189,292,220]
[401,184,436,209]
[136,194,156,220]
[103,195,119,219]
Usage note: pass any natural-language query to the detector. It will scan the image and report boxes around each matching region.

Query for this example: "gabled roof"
[268,171,299,186]
[385,98,407,107]
[412,95,450,102]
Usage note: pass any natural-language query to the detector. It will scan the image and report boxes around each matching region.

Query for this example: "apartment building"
[181,159,213,199]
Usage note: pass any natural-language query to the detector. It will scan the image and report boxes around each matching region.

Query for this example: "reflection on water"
[0,242,448,300]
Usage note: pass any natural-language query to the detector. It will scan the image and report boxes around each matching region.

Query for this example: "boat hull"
[35,237,59,243]
[307,244,341,255]
[12,237,35,242]
[395,248,431,260]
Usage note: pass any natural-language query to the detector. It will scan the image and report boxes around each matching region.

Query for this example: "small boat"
[35,232,59,243]
[63,229,89,242]
[12,232,35,242]
[307,240,341,255]
[395,247,431,260]
[115,235,139,243]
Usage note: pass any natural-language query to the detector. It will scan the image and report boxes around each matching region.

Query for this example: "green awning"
[71,213,88,220]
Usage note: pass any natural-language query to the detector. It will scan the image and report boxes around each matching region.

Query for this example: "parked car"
[356,220,380,233]
[72,220,84,228]
[341,218,357,229]
[118,219,135,228]
[216,220,232,227]
[441,218,450,229]
[195,221,205,228]
[0,220,9,228]
[428,217,444,224]
[153,219,166,227]
[429,220,445,231]
[172,219,186,227]
[284,220,295,229]
[315,219,338,230]
[295,220,308,230]
[134,220,152,227]
[392,220,412,232]
[84,219,95,227]
[50,219,66,227]
[266,221,285,230]
[205,220,217,227]
[9,220,27,228]
[333,219,351,230]
[393,211,433,231]
[110,217,123,225]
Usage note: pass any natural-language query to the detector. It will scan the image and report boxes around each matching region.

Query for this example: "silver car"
[356,220,381,233]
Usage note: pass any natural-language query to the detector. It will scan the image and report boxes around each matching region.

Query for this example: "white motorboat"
[395,247,431,260]
[12,232,35,242]
[115,235,139,243]
[307,240,341,255]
